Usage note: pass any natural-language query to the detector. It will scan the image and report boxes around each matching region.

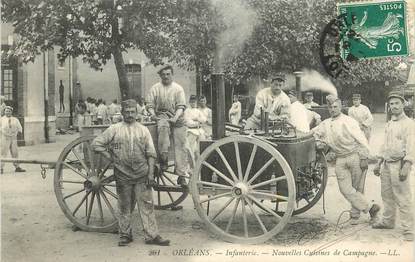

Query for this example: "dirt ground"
[1,114,414,262]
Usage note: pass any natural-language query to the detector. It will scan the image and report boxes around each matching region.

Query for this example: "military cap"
[270,72,286,82]
[387,91,405,102]
[121,99,137,109]
[157,64,174,75]
[305,91,314,97]
[326,94,340,105]
[4,105,13,111]
[189,94,197,101]
[352,93,361,99]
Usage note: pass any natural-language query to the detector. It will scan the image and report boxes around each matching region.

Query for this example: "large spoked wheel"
[292,151,328,215]
[54,135,118,232]
[153,162,190,210]
[191,135,296,244]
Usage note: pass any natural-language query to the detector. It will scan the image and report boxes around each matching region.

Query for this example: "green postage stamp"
[338,0,409,60]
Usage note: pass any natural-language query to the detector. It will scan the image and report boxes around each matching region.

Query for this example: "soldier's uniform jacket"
[0,116,22,137]
[379,113,415,163]
[92,122,157,184]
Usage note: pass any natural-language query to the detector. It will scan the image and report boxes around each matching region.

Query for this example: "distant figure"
[96,99,108,125]
[287,90,310,133]
[108,99,122,122]
[303,91,319,109]
[198,95,212,139]
[348,93,373,141]
[1,106,26,174]
[184,95,206,167]
[0,96,6,116]
[76,101,91,132]
[229,95,242,126]
[58,80,65,113]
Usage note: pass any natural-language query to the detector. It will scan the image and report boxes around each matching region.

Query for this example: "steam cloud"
[300,69,338,96]
[210,0,258,66]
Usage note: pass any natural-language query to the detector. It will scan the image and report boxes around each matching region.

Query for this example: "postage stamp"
[337,0,409,60]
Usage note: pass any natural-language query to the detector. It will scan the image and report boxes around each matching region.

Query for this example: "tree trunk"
[195,61,201,97]
[113,47,130,100]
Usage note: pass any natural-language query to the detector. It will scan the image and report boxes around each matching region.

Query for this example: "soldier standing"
[92,99,170,247]
[373,91,414,242]
[312,97,380,224]
[348,93,373,141]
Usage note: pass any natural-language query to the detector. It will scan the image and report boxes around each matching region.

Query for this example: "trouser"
[361,126,371,141]
[230,116,240,126]
[157,116,188,177]
[1,136,20,169]
[380,161,413,234]
[244,116,261,130]
[187,131,204,169]
[335,153,369,218]
[116,181,159,241]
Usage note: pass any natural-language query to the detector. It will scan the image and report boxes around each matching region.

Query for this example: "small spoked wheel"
[54,136,118,232]
[153,162,190,210]
[191,135,296,244]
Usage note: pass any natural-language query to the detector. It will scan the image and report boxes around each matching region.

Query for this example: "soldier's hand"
[373,163,381,177]
[150,114,158,121]
[399,161,412,182]
[360,158,368,170]
[147,176,157,187]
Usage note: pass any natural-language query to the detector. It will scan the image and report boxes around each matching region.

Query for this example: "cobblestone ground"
[1,114,414,262]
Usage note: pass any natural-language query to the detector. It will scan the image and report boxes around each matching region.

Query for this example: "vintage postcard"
[1,0,414,261]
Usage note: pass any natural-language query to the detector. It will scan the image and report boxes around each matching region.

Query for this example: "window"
[2,69,13,100]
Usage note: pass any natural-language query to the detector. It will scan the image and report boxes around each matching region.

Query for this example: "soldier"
[198,95,212,139]
[184,95,206,167]
[92,99,170,247]
[146,65,188,186]
[348,93,373,141]
[372,91,414,242]
[229,94,242,126]
[312,97,380,224]
[303,91,319,109]
[244,72,291,130]
[1,106,26,174]
[287,90,310,133]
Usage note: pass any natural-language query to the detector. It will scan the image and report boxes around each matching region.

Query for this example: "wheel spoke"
[60,180,85,184]
[159,174,176,204]
[63,188,85,200]
[225,198,240,233]
[202,161,234,186]
[247,158,275,184]
[245,198,267,234]
[247,195,282,220]
[161,172,177,186]
[98,160,112,179]
[199,191,232,204]
[72,191,91,216]
[101,174,115,184]
[100,189,116,219]
[251,190,288,201]
[96,191,104,223]
[71,149,90,175]
[86,192,96,225]
[215,148,239,182]
[241,198,248,237]
[243,145,257,182]
[250,176,287,189]
[85,143,96,175]
[63,162,88,179]
[156,176,161,206]
[234,142,243,180]
[102,187,118,199]
[197,181,233,189]
[211,197,234,222]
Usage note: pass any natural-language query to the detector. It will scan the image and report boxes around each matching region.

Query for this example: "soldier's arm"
[91,126,115,159]
[146,87,156,116]
[362,106,373,127]
[346,117,370,156]
[253,92,265,118]
[143,127,157,179]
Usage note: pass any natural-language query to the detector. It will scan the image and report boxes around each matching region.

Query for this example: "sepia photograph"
[1,0,414,261]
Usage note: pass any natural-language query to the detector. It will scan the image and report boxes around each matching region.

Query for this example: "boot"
[145,235,170,246]
[368,203,380,219]
[15,167,26,173]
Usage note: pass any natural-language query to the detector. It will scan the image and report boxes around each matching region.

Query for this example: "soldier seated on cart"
[146,65,188,187]
[244,72,291,130]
